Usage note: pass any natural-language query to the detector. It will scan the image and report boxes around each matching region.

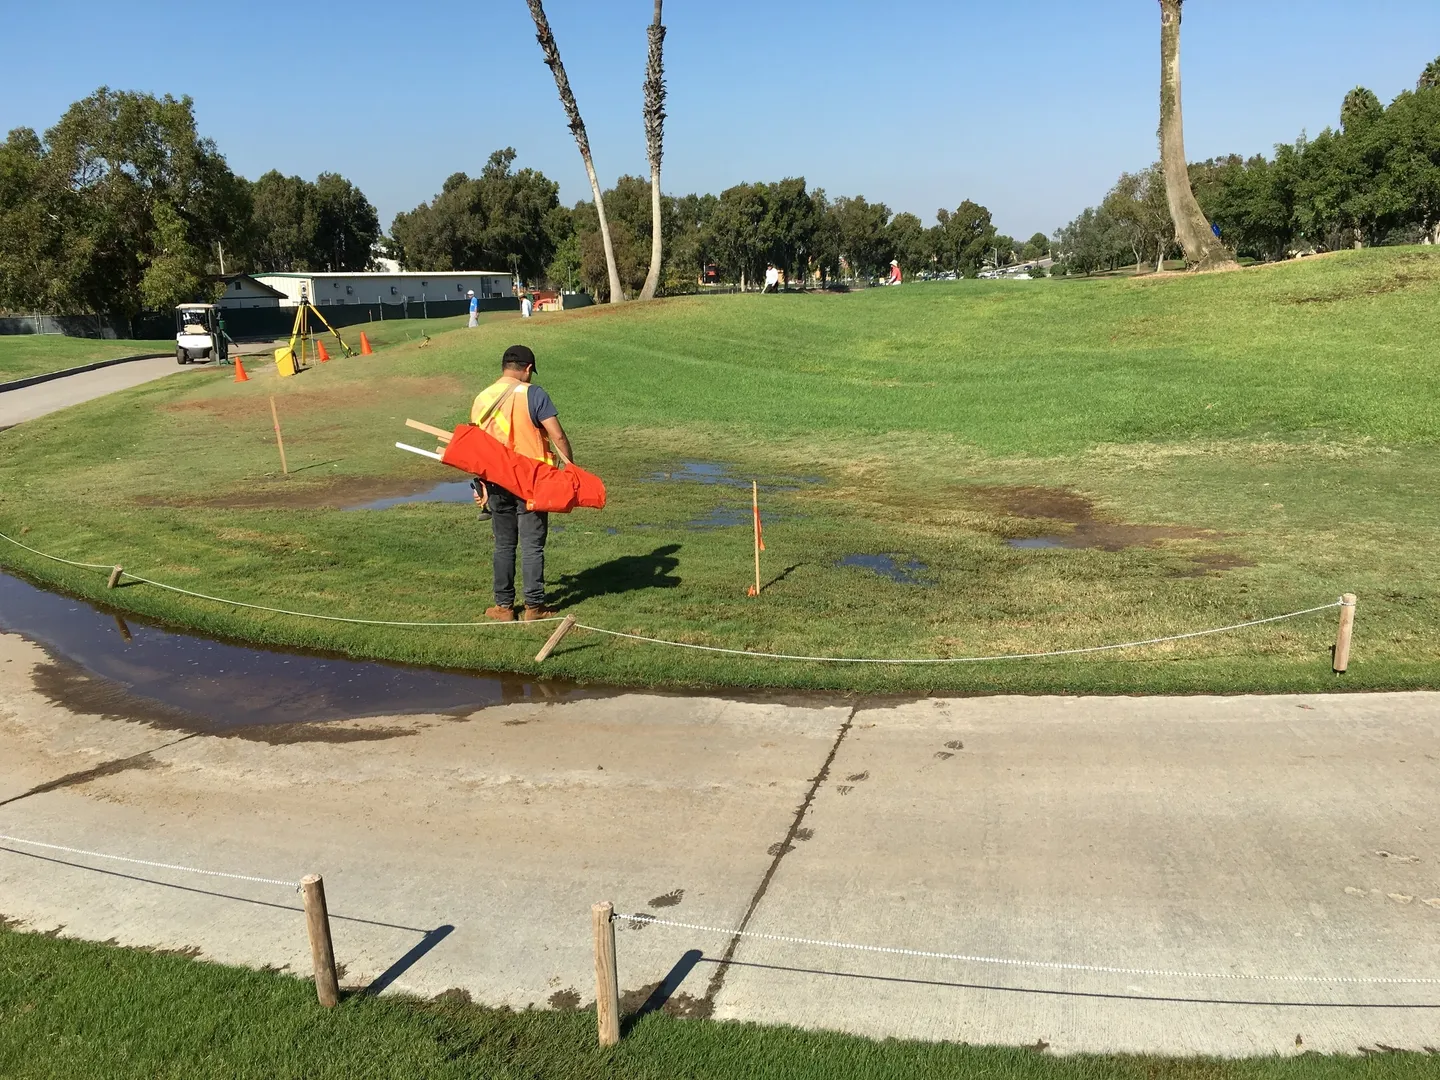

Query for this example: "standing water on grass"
[0,571,593,732]
[344,481,477,511]
[836,555,933,586]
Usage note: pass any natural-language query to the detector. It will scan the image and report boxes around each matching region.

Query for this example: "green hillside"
[1,248,1437,695]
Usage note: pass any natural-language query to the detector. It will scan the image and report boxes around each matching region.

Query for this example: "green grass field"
[1,248,1437,695]
[1,925,1431,1080]
[0,335,173,382]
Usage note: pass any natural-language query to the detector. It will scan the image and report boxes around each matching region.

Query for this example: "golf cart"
[175,303,228,364]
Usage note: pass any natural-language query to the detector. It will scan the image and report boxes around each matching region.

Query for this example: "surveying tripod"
[274,288,356,377]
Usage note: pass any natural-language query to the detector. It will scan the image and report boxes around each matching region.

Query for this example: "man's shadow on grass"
[551,544,681,610]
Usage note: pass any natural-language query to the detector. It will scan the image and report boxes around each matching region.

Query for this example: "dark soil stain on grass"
[138,475,449,512]
[972,485,1218,552]
[1171,552,1257,577]
[645,461,823,492]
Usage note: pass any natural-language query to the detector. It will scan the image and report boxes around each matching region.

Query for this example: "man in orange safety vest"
[470,344,575,621]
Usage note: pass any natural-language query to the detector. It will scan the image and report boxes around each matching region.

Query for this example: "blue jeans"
[486,483,548,607]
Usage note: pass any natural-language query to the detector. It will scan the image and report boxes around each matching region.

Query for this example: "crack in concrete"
[702,706,857,1007]
[0,733,199,807]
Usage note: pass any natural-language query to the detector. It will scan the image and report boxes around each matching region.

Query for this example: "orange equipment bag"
[440,424,606,513]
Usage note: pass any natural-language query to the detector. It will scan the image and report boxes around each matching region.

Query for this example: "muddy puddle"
[645,461,822,492]
[346,480,477,512]
[836,554,933,586]
[0,571,599,734]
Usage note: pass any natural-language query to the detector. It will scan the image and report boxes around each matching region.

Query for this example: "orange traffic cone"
[233,356,250,382]
[316,339,330,362]
[359,332,373,355]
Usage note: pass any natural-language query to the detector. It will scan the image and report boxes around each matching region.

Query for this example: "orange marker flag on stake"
[749,480,763,597]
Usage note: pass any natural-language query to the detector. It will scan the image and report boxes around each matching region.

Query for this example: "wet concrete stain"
[973,485,1220,553]
[433,987,473,1005]
[793,828,814,842]
[702,707,858,1007]
[845,771,869,783]
[836,554,932,586]
[765,842,794,857]
[0,738,184,808]
[648,890,685,908]
[620,982,713,1021]
[644,461,823,492]
[0,570,598,736]
[934,751,954,760]
[944,740,964,750]
[547,988,582,1011]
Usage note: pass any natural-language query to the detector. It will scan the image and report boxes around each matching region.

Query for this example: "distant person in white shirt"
[467,290,479,328]
[763,264,779,293]
[521,291,534,318]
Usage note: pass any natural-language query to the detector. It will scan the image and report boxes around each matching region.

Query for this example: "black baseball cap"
[502,344,536,371]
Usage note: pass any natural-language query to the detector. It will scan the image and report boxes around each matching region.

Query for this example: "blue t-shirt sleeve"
[528,385,558,426]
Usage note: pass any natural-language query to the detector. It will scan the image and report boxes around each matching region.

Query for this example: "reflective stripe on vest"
[470,379,555,466]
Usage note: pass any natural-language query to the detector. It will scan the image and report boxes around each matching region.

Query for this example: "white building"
[216,274,286,309]
[252,271,515,308]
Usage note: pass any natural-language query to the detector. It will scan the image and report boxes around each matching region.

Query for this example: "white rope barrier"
[0,834,296,889]
[575,602,1341,664]
[0,531,562,629]
[615,913,1440,986]
[0,530,1341,665]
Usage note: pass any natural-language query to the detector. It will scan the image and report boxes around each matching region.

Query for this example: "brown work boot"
[485,605,517,622]
[523,605,558,621]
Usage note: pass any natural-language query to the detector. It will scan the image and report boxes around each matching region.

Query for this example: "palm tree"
[1420,56,1440,92]
[1157,0,1234,271]
[639,0,668,301]
[526,0,625,302]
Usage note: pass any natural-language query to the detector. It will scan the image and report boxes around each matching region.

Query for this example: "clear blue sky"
[3,1,1437,239]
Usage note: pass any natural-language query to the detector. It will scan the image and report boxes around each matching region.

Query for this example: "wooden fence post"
[535,614,577,662]
[301,874,340,1007]
[107,566,123,589]
[1333,593,1357,674]
[592,901,620,1046]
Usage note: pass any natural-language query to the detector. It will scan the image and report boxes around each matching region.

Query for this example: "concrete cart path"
[0,629,1436,1057]
[0,356,215,428]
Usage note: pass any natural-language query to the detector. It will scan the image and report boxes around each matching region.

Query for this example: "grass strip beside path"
[0,925,1432,1080]
[0,337,174,382]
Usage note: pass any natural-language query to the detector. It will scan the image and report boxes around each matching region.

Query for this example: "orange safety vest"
[469,378,556,466]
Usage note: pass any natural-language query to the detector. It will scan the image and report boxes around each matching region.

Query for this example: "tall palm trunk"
[1158,0,1234,271]
[639,0,667,301]
[526,0,624,302]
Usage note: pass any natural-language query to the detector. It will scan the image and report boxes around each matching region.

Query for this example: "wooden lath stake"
[269,396,289,475]
[405,418,453,443]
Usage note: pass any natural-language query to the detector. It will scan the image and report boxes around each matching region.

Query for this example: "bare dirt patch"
[161,376,466,421]
[967,484,1217,551]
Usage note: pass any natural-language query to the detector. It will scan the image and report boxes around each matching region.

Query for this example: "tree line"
[0,88,381,317]
[1055,55,1440,275]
